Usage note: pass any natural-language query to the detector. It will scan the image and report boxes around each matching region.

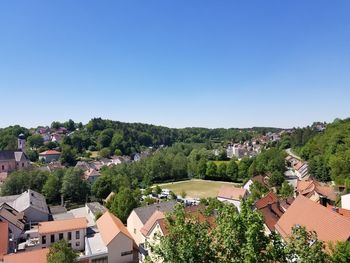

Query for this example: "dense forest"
[0,118,281,158]
[294,118,350,184]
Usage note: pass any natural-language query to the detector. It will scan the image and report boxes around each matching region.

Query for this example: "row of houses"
[286,154,309,179]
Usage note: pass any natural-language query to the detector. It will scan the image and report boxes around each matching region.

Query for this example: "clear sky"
[1,1,349,129]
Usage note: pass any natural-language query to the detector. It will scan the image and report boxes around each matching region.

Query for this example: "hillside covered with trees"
[296,118,350,184]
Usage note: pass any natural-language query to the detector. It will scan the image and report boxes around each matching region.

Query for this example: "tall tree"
[111,187,138,223]
[61,168,90,203]
[47,240,77,263]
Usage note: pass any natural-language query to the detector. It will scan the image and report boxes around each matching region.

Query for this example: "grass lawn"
[156,179,241,199]
[212,160,230,166]
[88,151,99,158]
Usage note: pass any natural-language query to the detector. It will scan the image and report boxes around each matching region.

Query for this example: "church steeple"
[18,133,26,151]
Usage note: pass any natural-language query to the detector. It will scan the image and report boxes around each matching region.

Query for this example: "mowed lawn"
[157,179,241,199]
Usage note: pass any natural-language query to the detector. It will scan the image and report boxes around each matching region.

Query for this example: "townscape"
[2,1,350,262]
[0,118,349,262]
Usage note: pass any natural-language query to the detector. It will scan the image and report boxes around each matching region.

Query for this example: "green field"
[156,179,241,199]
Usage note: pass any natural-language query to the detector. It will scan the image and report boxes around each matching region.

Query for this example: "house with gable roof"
[217,186,248,212]
[127,201,176,246]
[275,195,350,247]
[0,189,49,223]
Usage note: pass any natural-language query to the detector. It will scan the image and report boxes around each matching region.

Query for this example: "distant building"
[39,150,61,163]
[0,135,30,174]
[217,186,248,212]
[83,169,100,184]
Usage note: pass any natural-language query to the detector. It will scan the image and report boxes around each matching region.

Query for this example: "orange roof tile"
[327,205,350,220]
[38,217,87,234]
[96,211,133,245]
[0,222,8,260]
[255,192,278,210]
[141,210,165,237]
[3,248,49,263]
[217,186,247,201]
[275,195,350,244]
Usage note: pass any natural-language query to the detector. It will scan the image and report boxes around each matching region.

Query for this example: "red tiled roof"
[39,150,61,156]
[3,248,49,263]
[255,192,278,210]
[297,180,336,201]
[96,211,133,245]
[218,186,247,201]
[38,217,87,234]
[141,210,165,237]
[327,205,350,220]
[275,195,350,244]
[0,222,8,260]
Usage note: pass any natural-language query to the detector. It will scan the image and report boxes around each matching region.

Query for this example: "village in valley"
[1,1,350,262]
[1,118,350,263]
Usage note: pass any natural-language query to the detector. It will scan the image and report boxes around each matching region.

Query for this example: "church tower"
[18,133,26,151]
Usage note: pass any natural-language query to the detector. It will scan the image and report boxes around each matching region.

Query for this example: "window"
[134,228,136,234]
[92,257,108,263]
[42,235,46,245]
[68,232,72,240]
[50,234,55,243]
[59,233,63,240]
[75,241,80,247]
[121,251,133,256]
[22,162,24,167]
[1,165,4,171]
[76,231,80,239]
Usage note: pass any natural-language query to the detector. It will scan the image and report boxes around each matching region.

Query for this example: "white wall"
[342,193,350,210]
[108,233,133,263]
[217,197,241,212]
[39,228,86,251]
[127,210,145,246]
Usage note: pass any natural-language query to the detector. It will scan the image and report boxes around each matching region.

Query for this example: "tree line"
[147,201,350,263]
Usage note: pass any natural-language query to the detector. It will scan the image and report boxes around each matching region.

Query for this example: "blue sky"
[1,1,349,128]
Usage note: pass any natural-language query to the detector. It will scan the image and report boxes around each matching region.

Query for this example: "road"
[285,148,302,160]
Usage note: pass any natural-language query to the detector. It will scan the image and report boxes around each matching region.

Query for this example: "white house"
[38,217,87,251]
[94,211,134,263]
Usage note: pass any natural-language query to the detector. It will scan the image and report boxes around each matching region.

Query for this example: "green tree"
[26,149,39,162]
[330,241,350,263]
[61,168,90,203]
[1,170,49,195]
[285,226,330,263]
[150,205,216,263]
[279,181,294,199]
[154,185,162,195]
[248,181,269,201]
[99,147,111,158]
[217,162,227,179]
[42,174,61,204]
[206,161,217,178]
[269,171,285,188]
[27,134,44,149]
[111,187,138,223]
[47,240,77,263]
[226,160,238,182]
[92,175,113,199]
[60,145,77,166]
